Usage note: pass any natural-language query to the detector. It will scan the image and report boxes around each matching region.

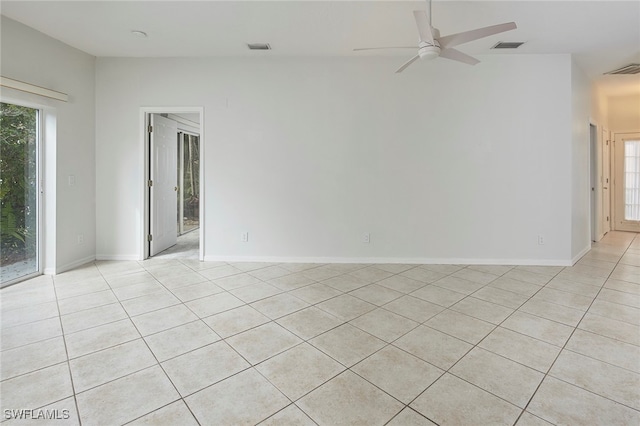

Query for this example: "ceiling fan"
[354,1,517,73]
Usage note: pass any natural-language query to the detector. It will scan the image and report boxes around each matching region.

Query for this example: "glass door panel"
[0,102,39,286]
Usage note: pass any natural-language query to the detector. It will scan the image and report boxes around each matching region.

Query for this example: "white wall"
[1,17,96,273]
[608,94,640,132]
[570,59,592,261]
[96,54,574,264]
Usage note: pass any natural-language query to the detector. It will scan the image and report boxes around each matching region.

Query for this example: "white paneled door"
[613,132,640,232]
[150,114,178,256]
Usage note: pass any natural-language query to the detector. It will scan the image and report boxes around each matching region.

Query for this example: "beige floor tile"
[514,265,563,277]
[0,336,67,381]
[566,329,640,373]
[352,345,443,404]
[128,400,199,426]
[597,287,640,308]
[604,278,640,295]
[479,327,561,372]
[229,261,275,272]
[0,363,73,415]
[214,273,263,291]
[376,275,426,293]
[450,297,514,324]
[185,368,289,425]
[289,283,342,304]
[256,343,344,400]
[154,271,208,290]
[425,310,494,344]
[515,412,554,425]
[533,287,594,311]
[387,408,437,425]
[185,292,244,317]
[528,376,640,425]
[410,285,466,307]
[248,265,291,281]
[467,265,514,276]
[375,264,416,274]
[197,264,243,280]
[60,303,127,335]
[226,322,302,365]
[420,264,465,274]
[451,268,498,285]
[170,281,224,302]
[578,312,640,346]
[55,278,111,300]
[2,396,80,425]
[276,307,342,340]
[489,276,542,297]
[501,311,574,346]
[503,269,551,286]
[229,282,283,303]
[144,320,220,361]
[394,325,472,370]
[410,373,521,425]
[251,293,310,319]
[382,295,444,323]
[57,290,118,316]
[450,347,544,408]
[588,299,640,325]
[120,291,181,316]
[348,266,395,283]
[65,319,140,359]
[203,305,270,338]
[69,339,157,392]
[280,263,324,273]
[520,298,584,326]
[316,294,375,321]
[0,301,59,329]
[261,404,315,425]
[309,324,385,367]
[349,284,403,306]
[161,341,250,396]
[556,269,606,287]
[399,267,447,284]
[112,281,166,301]
[1,317,62,351]
[546,277,601,298]
[297,371,403,425]
[268,273,316,291]
[471,286,528,309]
[131,304,199,336]
[550,350,640,409]
[76,366,179,426]
[104,271,156,289]
[432,276,485,295]
[322,274,370,292]
[301,265,344,281]
[350,308,418,342]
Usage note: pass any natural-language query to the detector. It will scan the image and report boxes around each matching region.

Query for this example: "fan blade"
[353,46,415,51]
[413,10,434,44]
[438,22,517,49]
[395,55,420,73]
[440,48,480,65]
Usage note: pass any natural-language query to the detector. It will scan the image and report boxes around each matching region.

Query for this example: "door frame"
[0,98,45,287]
[612,130,640,232]
[140,107,204,261]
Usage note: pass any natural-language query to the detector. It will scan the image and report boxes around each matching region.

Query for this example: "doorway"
[602,128,612,234]
[142,108,203,260]
[0,102,41,286]
[613,132,640,232]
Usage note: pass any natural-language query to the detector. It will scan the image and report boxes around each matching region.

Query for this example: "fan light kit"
[355,0,517,73]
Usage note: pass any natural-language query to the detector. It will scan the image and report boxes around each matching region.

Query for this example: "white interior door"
[150,114,178,255]
[613,132,640,232]
[602,129,611,233]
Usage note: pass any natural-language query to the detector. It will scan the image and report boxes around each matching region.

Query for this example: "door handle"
[604,187,608,189]
[174,186,179,191]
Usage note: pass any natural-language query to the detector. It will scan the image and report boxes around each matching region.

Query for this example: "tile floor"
[1,231,639,425]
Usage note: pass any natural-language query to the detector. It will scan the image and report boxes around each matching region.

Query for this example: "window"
[0,102,40,286]
[624,139,640,221]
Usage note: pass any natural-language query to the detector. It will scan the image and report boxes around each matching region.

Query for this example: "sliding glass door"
[0,102,40,286]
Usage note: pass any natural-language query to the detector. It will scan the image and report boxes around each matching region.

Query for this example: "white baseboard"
[44,255,96,275]
[95,254,140,261]
[571,245,592,266]
[204,255,573,266]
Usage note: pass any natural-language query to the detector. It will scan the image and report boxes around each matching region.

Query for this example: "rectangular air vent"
[491,41,525,49]
[605,64,640,75]
[247,43,271,50]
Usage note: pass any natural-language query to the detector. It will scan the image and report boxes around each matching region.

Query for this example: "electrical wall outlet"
[363,233,370,244]
[538,235,545,245]
[77,233,84,245]
[241,231,249,243]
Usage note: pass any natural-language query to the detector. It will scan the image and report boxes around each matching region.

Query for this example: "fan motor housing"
[418,42,441,60]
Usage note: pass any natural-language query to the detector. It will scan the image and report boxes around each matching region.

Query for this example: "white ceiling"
[2,1,640,95]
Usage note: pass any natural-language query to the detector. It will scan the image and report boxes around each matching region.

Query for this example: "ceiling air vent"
[604,64,640,75]
[491,41,525,49]
[247,43,271,51]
